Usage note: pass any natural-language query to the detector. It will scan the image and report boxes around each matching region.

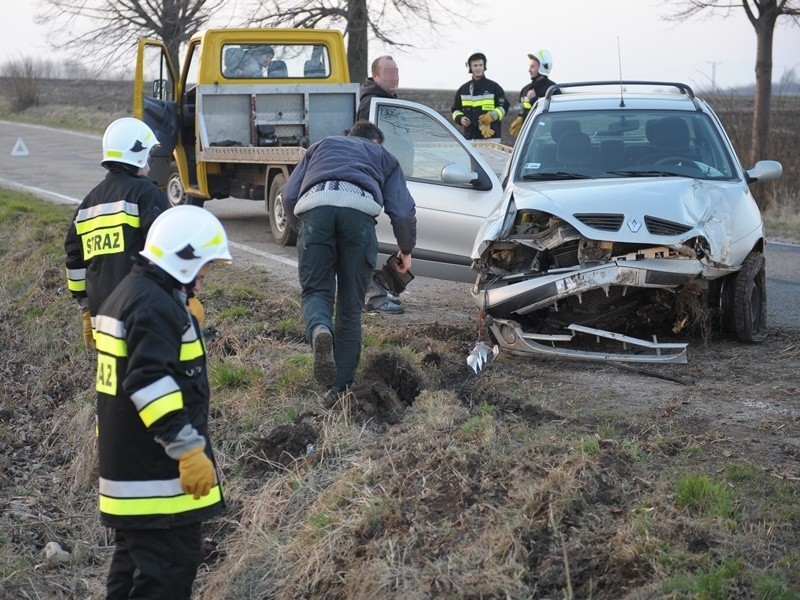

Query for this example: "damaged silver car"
[470,81,782,364]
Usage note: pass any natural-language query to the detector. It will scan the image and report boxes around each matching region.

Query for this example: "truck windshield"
[222,43,329,79]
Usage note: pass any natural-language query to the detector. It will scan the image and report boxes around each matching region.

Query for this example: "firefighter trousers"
[105,522,202,600]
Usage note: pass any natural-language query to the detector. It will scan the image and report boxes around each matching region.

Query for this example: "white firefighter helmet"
[102,117,160,169]
[527,49,553,76]
[140,206,233,284]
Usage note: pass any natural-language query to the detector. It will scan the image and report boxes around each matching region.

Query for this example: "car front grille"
[644,216,693,236]
[573,213,624,231]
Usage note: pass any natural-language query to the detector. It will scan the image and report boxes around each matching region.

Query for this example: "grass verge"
[1,188,799,598]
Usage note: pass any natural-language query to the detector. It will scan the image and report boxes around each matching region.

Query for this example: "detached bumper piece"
[487,318,688,364]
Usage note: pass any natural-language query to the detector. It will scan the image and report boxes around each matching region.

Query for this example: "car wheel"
[731,251,767,343]
[268,173,297,246]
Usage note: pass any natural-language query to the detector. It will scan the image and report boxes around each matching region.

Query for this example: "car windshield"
[515,110,737,181]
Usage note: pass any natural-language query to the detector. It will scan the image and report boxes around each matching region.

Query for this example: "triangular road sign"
[11,137,30,156]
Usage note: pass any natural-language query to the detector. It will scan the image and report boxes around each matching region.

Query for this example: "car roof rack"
[541,80,700,112]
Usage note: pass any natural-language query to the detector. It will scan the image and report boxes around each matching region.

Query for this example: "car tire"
[731,251,767,343]
[166,171,204,208]
[268,173,297,246]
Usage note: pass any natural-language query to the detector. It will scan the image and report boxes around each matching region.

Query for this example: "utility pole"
[707,61,720,88]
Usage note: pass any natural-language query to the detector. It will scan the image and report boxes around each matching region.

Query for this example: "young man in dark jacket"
[509,50,559,137]
[94,205,232,599]
[452,51,509,140]
[282,121,417,396]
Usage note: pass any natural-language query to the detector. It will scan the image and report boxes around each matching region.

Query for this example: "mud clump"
[249,422,318,472]
[327,350,424,425]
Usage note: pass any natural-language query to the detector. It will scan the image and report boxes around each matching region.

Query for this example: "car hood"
[472,177,758,266]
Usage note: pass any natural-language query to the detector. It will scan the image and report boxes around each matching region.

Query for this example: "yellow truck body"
[134,28,359,244]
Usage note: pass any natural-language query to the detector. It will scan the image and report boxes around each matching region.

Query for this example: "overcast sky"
[2,1,798,93]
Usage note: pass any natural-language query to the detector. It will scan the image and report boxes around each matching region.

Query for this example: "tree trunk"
[750,4,779,211]
[346,0,368,83]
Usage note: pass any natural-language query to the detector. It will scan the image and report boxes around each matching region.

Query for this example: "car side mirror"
[441,163,478,185]
[745,160,782,184]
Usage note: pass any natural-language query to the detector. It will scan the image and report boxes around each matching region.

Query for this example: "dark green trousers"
[297,206,377,388]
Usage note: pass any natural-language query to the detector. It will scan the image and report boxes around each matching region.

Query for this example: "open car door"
[369,97,508,283]
[133,39,179,189]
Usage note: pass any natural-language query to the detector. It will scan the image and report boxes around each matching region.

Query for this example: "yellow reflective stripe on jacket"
[99,485,222,516]
[179,321,204,361]
[132,376,184,427]
[75,212,140,236]
[180,339,204,361]
[460,92,498,112]
[66,267,86,293]
[94,315,128,357]
[74,200,141,233]
[95,332,127,357]
[138,391,183,427]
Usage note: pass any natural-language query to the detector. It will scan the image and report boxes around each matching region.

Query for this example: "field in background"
[0,76,797,229]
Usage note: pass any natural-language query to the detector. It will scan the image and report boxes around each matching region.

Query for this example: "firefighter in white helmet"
[94,205,232,599]
[509,50,559,137]
[64,117,204,348]
[451,50,510,140]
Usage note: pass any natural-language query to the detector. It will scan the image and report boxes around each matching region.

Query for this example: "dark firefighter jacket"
[64,167,168,317]
[94,262,223,530]
[451,76,509,140]
[519,75,559,117]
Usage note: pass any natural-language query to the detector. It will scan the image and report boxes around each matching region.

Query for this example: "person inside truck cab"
[232,45,287,78]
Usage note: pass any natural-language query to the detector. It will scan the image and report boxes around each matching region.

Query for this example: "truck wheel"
[167,171,204,208]
[268,173,297,246]
[167,172,188,207]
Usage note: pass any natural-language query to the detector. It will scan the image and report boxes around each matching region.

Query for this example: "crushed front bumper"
[472,257,704,316]
[485,318,689,364]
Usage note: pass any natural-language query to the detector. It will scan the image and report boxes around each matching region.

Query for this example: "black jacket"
[451,76,509,140]
[94,262,223,529]
[519,75,559,117]
[64,168,168,316]
[356,78,397,121]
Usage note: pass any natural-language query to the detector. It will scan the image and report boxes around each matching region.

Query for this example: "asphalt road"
[1,120,797,329]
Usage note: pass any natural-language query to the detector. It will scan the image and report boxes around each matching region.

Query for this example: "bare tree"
[247,0,471,83]
[1,57,46,111]
[666,1,800,169]
[35,0,231,76]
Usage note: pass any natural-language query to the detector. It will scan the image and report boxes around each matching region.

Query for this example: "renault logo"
[627,217,642,233]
